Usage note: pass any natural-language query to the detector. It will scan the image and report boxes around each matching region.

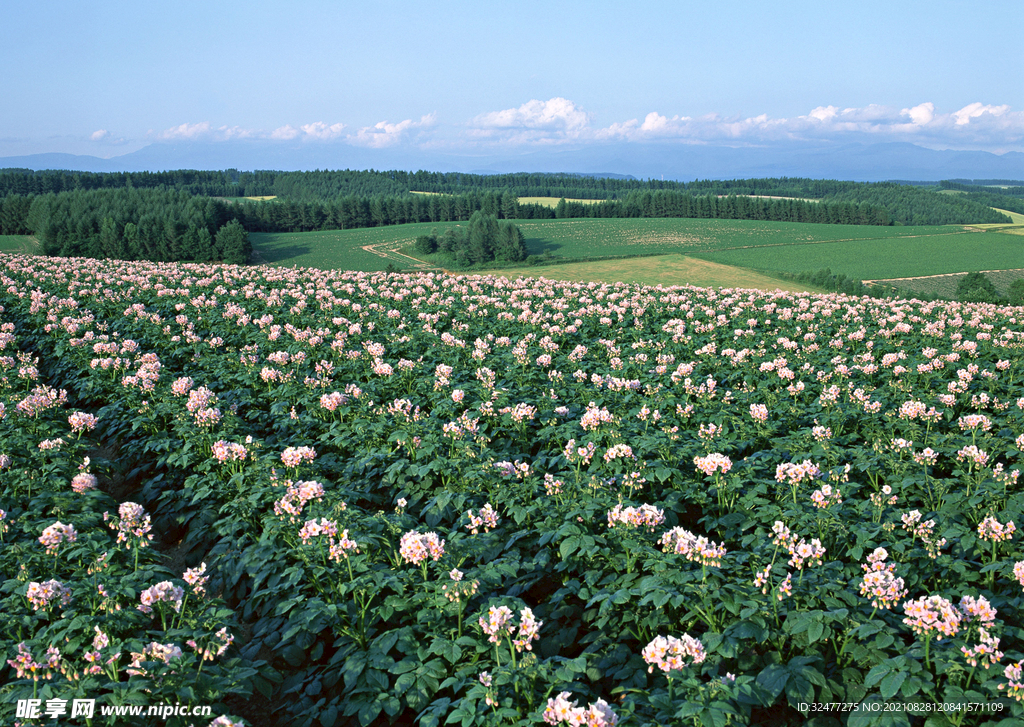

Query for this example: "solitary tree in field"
[216,220,251,265]
[956,272,1000,304]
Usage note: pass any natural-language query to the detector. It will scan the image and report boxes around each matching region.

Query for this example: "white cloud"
[90,129,109,141]
[901,102,934,126]
[271,125,300,141]
[475,97,589,131]
[469,98,591,143]
[952,102,1009,126]
[217,125,259,140]
[153,122,212,141]
[585,101,1024,150]
[300,122,346,141]
[347,114,435,148]
[808,106,839,123]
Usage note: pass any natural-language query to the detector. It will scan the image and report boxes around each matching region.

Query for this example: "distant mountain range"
[1,141,1022,182]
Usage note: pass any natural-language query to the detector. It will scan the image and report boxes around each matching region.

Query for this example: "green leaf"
[320,705,338,727]
[807,619,824,644]
[864,664,890,688]
[756,664,789,700]
[880,671,906,700]
[560,535,582,559]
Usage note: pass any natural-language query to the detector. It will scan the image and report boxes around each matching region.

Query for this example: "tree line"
[8,187,250,263]
[0,169,1013,267]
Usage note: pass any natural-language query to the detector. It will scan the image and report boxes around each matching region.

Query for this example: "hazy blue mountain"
[1,141,1021,182]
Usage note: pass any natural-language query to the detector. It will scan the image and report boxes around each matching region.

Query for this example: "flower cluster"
[478,605,541,652]
[26,579,73,611]
[659,527,727,567]
[693,452,732,476]
[810,483,842,508]
[281,446,316,467]
[961,628,1003,670]
[958,414,992,431]
[956,445,989,468]
[7,642,62,680]
[109,501,153,548]
[441,568,479,603]
[187,627,235,662]
[642,633,706,674]
[543,692,618,727]
[959,594,997,626]
[494,460,530,479]
[399,531,445,565]
[320,390,349,411]
[273,480,326,521]
[139,581,185,615]
[466,503,500,534]
[72,469,98,493]
[298,517,338,544]
[68,410,98,433]
[185,386,221,426]
[183,563,210,597]
[858,548,907,610]
[608,503,665,531]
[978,516,1016,542]
[126,642,183,677]
[39,521,77,555]
[544,474,564,495]
[748,403,769,423]
[603,443,635,462]
[212,440,248,463]
[869,485,898,509]
[563,439,598,465]
[901,510,947,557]
[775,459,821,485]
[580,402,615,431]
[903,595,961,638]
[1002,660,1024,702]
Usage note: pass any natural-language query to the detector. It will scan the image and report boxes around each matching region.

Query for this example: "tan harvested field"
[517,197,604,207]
[477,254,822,292]
[992,207,1024,224]
[409,192,603,207]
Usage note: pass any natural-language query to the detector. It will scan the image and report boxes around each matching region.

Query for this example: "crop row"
[1,253,1023,726]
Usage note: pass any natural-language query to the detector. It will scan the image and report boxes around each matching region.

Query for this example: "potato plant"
[0,253,1023,727]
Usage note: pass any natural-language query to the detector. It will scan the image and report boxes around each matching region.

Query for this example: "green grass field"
[0,235,39,254]
[248,217,1020,289]
[693,229,1023,280]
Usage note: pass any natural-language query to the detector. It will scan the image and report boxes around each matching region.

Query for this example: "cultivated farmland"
[477,254,823,293]
[693,229,1024,281]
[2,253,1024,726]
[250,218,986,282]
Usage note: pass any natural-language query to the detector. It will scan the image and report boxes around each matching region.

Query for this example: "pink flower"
[903,595,961,638]
[68,411,98,432]
[281,446,316,467]
[693,453,732,477]
[978,516,1015,542]
[39,521,77,555]
[399,531,445,565]
[642,633,706,674]
[71,472,98,493]
[466,503,500,534]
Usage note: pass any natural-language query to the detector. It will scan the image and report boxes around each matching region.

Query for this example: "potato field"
[1,253,1023,727]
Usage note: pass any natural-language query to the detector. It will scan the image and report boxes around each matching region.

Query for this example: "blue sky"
[2,0,1022,159]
